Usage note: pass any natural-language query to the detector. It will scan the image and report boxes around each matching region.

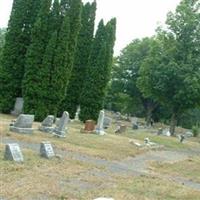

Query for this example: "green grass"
[151,156,200,183]
[1,114,200,199]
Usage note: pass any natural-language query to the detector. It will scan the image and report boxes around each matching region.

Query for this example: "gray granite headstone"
[96,110,105,135]
[11,97,24,116]
[39,115,54,133]
[4,143,24,162]
[53,111,69,137]
[103,116,112,129]
[40,141,55,159]
[10,114,34,134]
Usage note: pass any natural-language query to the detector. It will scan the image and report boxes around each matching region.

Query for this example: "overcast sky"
[0,0,181,55]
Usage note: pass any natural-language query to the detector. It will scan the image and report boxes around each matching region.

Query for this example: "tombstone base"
[10,126,33,134]
[80,128,95,134]
[52,130,66,138]
[95,129,106,136]
[39,126,54,133]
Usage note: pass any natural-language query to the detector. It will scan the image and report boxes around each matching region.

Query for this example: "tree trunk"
[146,106,153,127]
[169,113,177,136]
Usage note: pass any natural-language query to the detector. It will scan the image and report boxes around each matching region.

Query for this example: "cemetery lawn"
[1,114,200,199]
[150,156,200,183]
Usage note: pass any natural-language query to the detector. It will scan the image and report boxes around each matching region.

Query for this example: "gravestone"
[103,116,112,129]
[74,106,80,121]
[4,143,24,162]
[179,135,185,143]
[115,124,127,134]
[11,97,24,116]
[53,111,69,137]
[131,117,138,130]
[40,141,55,159]
[55,118,60,126]
[10,114,34,134]
[39,115,54,133]
[157,128,163,135]
[132,124,138,130]
[96,110,105,135]
[81,120,95,133]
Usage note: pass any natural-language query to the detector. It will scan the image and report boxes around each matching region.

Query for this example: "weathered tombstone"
[40,141,55,159]
[9,114,34,134]
[39,115,54,133]
[144,137,150,144]
[74,106,80,121]
[53,111,69,137]
[185,131,193,138]
[157,128,163,135]
[96,110,105,135]
[179,135,185,143]
[81,120,95,133]
[55,118,60,126]
[4,143,24,162]
[163,129,171,137]
[103,116,112,129]
[115,124,127,134]
[132,124,138,130]
[11,97,24,116]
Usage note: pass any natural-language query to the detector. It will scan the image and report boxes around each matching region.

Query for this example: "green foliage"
[0,0,41,113]
[79,18,116,122]
[106,38,158,124]
[0,28,6,50]
[22,0,52,120]
[138,0,200,134]
[63,1,96,119]
[192,126,199,137]
[22,0,81,120]
[0,28,6,62]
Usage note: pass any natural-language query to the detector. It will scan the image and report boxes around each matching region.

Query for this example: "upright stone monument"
[40,141,55,159]
[53,111,69,137]
[74,106,80,121]
[96,110,105,135]
[4,143,24,162]
[10,114,34,134]
[11,97,24,116]
[39,115,54,133]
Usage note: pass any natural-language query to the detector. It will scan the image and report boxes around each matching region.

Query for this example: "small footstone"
[4,143,24,162]
[40,141,55,159]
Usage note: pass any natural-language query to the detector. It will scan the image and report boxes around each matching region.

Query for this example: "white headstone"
[74,106,80,121]
[53,111,69,137]
[10,114,34,134]
[96,110,105,135]
[40,141,55,159]
[4,143,24,162]
[11,97,24,116]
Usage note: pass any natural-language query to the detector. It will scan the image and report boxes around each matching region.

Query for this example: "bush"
[192,126,200,137]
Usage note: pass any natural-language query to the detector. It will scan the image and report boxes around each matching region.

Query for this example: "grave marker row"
[4,142,55,162]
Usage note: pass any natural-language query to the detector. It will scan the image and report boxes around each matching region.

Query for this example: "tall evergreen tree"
[63,1,96,118]
[79,18,116,122]
[22,0,52,120]
[58,0,82,115]
[0,0,41,112]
